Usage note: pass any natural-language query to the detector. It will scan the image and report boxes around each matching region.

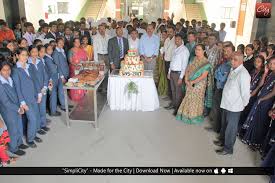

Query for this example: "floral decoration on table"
[124,81,139,97]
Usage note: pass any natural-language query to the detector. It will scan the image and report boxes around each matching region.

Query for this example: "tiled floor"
[1,99,270,183]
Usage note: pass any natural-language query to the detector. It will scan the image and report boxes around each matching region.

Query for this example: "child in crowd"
[12,48,42,148]
[28,45,49,134]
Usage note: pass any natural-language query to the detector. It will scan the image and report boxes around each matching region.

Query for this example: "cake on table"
[119,49,144,77]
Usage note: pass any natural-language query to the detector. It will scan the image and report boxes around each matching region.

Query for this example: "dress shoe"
[27,141,37,148]
[34,136,43,143]
[216,150,232,155]
[213,140,224,147]
[37,129,46,135]
[60,108,71,112]
[172,110,177,116]
[13,149,26,156]
[164,104,174,110]
[18,144,29,150]
[42,126,50,132]
[68,105,74,108]
[50,111,62,116]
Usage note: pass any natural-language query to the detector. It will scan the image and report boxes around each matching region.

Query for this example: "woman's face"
[269,59,275,71]
[82,37,88,45]
[267,46,274,54]
[17,51,28,63]
[74,39,81,48]
[20,40,28,48]
[195,46,204,57]
[30,48,38,58]
[245,47,254,56]
[0,65,11,79]
[39,47,46,58]
[254,57,263,70]
[253,41,259,49]
[46,46,53,55]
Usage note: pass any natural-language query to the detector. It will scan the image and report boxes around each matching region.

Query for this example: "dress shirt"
[0,75,13,87]
[163,36,176,62]
[206,44,221,69]
[139,33,160,57]
[220,64,251,112]
[169,44,190,79]
[215,61,231,89]
[93,33,110,62]
[16,62,30,76]
[219,30,227,42]
[23,32,36,46]
[128,38,139,50]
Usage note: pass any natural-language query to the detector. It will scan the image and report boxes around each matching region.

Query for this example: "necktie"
[119,38,123,58]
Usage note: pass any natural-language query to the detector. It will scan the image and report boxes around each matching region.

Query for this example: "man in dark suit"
[45,21,58,40]
[108,27,129,70]
[79,22,91,45]
[63,27,73,53]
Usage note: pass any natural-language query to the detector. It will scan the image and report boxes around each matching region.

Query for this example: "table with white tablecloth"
[107,70,159,112]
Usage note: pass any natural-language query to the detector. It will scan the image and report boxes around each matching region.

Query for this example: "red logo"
[256,3,272,18]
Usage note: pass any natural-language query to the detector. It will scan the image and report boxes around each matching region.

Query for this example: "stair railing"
[96,0,106,21]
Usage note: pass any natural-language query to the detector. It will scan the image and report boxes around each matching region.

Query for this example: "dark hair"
[28,45,38,52]
[0,20,7,26]
[33,39,42,46]
[49,40,56,44]
[17,38,27,45]
[130,29,138,34]
[195,44,208,58]
[24,22,33,28]
[224,44,235,52]
[208,33,217,39]
[188,31,196,36]
[0,60,12,71]
[41,23,49,29]
[237,44,245,54]
[268,44,275,52]
[269,55,275,62]
[175,33,183,40]
[65,26,71,31]
[37,45,45,52]
[39,19,45,24]
[16,47,28,55]
[73,37,80,43]
[167,25,175,31]
[56,37,64,43]
[0,53,5,62]
[255,55,265,67]
[81,35,89,42]
[49,21,57,27]
[44,43,51,49]
[246,44,254,50]
[260,36,269,46]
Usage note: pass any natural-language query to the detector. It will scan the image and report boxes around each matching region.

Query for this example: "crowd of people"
[0,14,274,180]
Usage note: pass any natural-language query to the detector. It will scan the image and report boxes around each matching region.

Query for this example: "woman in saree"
[238,55,266,138]
[176,44,213,124]
[241,57,275,151]
[157,30,169,96]
[81,35,93,61]
[68,38,88,101]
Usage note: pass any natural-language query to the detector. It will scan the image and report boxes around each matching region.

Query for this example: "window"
[221,7,234,19]
[57,2,69,14]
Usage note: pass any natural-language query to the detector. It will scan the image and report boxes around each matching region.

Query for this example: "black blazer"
[45,32,57,40]
[243,56,255,74]
[108,37,129,69]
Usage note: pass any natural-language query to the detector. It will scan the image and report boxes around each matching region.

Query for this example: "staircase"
[185,3,206,21]
[81,0,106,20]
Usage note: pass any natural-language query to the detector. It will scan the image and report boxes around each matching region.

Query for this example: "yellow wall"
[0,0,5,20]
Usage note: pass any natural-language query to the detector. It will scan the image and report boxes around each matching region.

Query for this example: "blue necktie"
[119,38,123,58]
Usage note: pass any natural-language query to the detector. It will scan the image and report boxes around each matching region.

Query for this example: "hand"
[167,73,170,80]
[111,64,116,70]
[21,104,29,111]
[264,65,269,74]
[177,79,183,86]
[62,78,66,84]
[18,107,24,115]
[37,96,42,104]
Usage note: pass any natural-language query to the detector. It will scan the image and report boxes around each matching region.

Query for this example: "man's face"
[80,24,86,30]
[58,25,64,32]
[167,28,175,39]
[116,28,123,37]
[175,36,182,47]
[176,24,182,31]
[223,47,233,60]
[98,25,106,35]
[146,25,154,35]
[208,36,216,47]
[130,31,138,39]
[51,25,57,32]
[65,28,71,35]
[231,54,243,69]
[188,34,196,43]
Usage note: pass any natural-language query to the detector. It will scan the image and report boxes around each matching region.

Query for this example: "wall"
[169,0,186,21]
[104,0,116,18]
[24,0,87,29]
[263,0,275,43]
[0,0,5,20]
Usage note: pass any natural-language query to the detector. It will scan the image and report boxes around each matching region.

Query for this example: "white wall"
[104,0,116,18]
[24,0,87,29]
[0,0,5,20]
[169,0,186,22]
